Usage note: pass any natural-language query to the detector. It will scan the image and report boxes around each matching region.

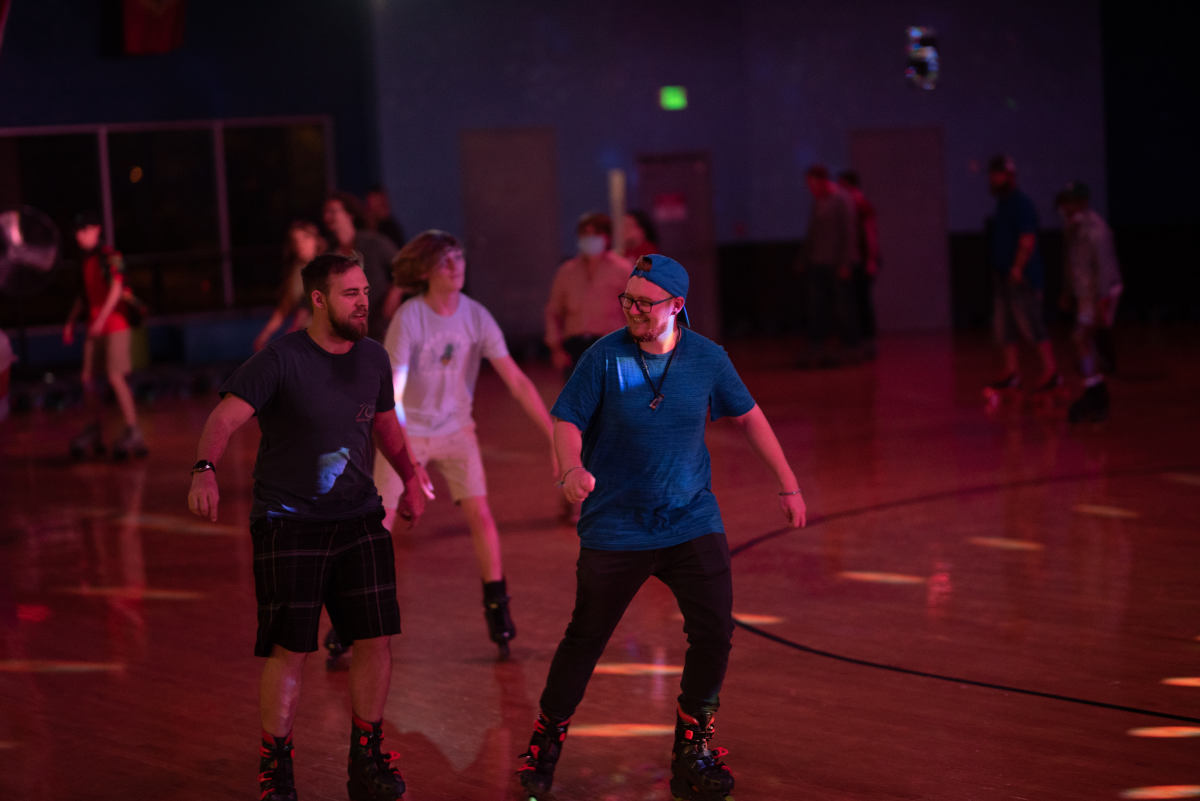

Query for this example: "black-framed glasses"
[618,292,674,313]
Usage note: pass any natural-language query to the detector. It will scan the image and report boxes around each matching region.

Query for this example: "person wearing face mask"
[544,212,632,379]
[1055,181,1122,422]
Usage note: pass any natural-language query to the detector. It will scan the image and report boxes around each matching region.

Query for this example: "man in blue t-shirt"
[186,254,431,801]
[986,154,1060,394]
[517,254,807,800]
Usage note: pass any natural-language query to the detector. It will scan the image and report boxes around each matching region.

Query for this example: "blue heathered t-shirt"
[551,327,756,551]
[989,188,1044,290]
[219,331,394,521]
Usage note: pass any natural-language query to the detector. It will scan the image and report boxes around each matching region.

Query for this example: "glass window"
[224,123,329,307]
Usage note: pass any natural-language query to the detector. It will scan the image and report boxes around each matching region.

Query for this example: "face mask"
[578,235,606,257]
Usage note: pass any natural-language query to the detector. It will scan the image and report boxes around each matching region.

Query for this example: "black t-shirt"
[220,331,395,521]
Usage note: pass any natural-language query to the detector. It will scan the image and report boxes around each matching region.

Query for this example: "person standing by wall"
[800,165,859,367]
[985,155,1060,394]
[545,212,631,378]
[324,191,401,339]
[838,169,881,360]
[364,184,406,249]
[1055,181,1122,422]
[621,209,659,261]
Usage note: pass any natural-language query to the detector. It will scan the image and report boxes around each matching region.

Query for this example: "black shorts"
[250,511,401,657]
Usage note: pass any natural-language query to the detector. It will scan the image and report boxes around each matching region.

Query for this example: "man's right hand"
[561,467,596,504]
[188,471,220,522]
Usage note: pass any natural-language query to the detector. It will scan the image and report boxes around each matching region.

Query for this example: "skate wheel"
[497,641,511,660]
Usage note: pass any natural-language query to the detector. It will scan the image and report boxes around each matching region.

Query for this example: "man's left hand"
[779,490,806,528]
[397,464,434,528]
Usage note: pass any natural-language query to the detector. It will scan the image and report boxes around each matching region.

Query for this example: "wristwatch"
[191,459,216,475]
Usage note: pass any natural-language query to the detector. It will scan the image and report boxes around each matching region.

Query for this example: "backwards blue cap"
[631,254,690,326]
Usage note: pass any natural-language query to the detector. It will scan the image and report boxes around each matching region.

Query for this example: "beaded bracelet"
[778,489,802,496]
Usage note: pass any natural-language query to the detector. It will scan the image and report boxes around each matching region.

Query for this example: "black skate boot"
[1068,380,1109,423]
[69,423,106,460]
[483,578,516,659]
[111,425,148,460]
[1031,372,1063,394]
[324,628,350,670]
[347,716,405,801]
[258,732,297,801]
[670,706,734,801]
[985,372,1021,392]
[517,712,570,799]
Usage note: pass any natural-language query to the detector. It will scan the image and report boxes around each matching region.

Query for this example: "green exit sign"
[659,86,688,110]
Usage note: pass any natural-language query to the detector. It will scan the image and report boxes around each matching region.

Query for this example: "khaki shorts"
[374,422,488,508]
[81,327,133,380]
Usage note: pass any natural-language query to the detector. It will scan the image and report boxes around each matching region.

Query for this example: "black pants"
[805,263,859,347]
[538,532,734,721]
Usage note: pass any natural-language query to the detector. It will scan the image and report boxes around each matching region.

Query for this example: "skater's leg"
[538,547,653,721]
[460,495,503,582]
[1034,339,1059,386]
[260,645,307,738]
[519,548,649,796]
[348,636,392,722]
[655,533,735,718]
[104,329,137,429]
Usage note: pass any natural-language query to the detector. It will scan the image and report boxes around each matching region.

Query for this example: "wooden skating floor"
[2,327,1199,800]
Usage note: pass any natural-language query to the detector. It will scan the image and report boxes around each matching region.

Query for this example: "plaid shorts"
[250,510,401,657]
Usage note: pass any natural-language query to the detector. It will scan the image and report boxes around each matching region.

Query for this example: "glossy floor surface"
[2,327,1199,800]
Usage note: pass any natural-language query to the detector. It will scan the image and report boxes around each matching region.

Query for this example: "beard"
[329,307,368,342]
[626,315,670,343]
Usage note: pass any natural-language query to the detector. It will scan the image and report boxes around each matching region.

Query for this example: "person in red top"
[62,212,146,459]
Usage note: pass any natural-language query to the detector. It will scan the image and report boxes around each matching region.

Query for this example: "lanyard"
[635,329,681,410]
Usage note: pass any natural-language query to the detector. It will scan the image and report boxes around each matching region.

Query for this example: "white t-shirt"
[383,293,508,438]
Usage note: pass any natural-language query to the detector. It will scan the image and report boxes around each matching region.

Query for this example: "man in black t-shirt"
[187,253,431,801]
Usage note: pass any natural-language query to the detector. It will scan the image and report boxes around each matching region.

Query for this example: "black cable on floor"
[731,464,1200,725]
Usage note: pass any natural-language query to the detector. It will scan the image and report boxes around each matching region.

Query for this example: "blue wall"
[0,0,381,193]
[372,0,1105,252]
[2,1,1110,252]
